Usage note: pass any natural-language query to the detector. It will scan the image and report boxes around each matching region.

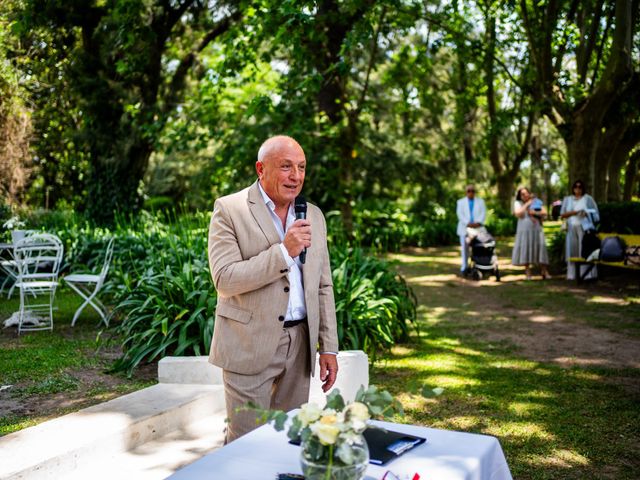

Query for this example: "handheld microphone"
[294,195,307,264]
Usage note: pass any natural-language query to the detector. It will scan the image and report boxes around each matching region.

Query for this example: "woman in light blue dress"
[560,180,600,280]
[511,187,550,279]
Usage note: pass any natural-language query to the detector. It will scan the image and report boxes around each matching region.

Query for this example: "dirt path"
[388,245,640,371]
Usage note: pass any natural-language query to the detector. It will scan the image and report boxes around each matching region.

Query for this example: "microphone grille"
[294,195,307,212]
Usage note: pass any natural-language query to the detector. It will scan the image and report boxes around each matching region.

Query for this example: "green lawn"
[0,287,156,436]
[373,244,640,479]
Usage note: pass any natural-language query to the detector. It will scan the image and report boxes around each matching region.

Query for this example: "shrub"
[598,202,640,234]
[19,208,418,374]
[485,207,517,237]
[327,209,456,251]
[330,243,417,360]
[548,229,567,274]
[110,256,216,376]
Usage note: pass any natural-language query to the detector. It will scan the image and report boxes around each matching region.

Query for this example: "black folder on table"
[363,427,426,465]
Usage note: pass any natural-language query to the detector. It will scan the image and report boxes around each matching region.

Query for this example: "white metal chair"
[13,233,64,334]
[64,238,115,327]
[1,230,38,298]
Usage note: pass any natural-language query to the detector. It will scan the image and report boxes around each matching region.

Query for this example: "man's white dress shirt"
[258,183,307,321]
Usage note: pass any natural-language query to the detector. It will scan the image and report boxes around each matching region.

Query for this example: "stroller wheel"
[495,269,501,282]
[472,270,482,281]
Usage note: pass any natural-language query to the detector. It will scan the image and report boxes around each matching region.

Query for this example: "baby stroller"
[466,227,500,281]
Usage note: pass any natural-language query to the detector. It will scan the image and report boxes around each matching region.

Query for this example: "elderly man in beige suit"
[207,135,339,443]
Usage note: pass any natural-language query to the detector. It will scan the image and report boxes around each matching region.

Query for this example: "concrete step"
[63,414,226,480]
[0,384,226,480]
[0,351,368,480]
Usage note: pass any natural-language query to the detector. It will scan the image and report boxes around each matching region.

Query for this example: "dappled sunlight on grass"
[425,306,456,318]
[443,415,483,430]
[375,242,640,478]
[528,449,590,468]
[488,360,539,370]
[587,295,628,306]
[424,375,481,388]
[565,370,601,381]
[451,346,485,357]
[389,345,415,356]
[528,314,556,323]
[507,401,546,416]
[407,274,458,285]
[487,421,555,442]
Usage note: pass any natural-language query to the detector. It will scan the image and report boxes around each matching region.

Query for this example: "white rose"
[298,403,322,427]
[311,421,341,445]
[345,402,370,422]
[320,413,337,425]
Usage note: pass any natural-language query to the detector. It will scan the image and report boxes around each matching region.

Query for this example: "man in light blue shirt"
[456,185,487,275]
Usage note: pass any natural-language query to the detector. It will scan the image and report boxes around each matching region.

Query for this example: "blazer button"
[284,286,290,293]
[278,315,285,321]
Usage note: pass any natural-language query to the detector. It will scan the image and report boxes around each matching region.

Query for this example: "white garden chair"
[1,230,38,298]
[13,233,64,334]
[64,238,115,327]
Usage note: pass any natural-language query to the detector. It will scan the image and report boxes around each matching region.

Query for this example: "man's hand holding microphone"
[283,195,310,262]
[283,220,311,260]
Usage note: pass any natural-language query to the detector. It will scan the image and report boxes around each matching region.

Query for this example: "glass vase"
[300,434,369,480]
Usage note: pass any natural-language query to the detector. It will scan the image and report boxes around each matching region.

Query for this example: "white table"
[167,419,512,480]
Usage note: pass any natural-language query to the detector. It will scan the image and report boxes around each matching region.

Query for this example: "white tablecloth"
[167,419,512,480]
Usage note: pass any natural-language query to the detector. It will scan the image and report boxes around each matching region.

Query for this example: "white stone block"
[158,351,369,406]
[309,350,369,406]
[158,356,224,385]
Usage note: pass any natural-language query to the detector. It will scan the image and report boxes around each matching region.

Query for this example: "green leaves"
[330,242,418,360]
[355,384,404,419]
[325,389,346,411]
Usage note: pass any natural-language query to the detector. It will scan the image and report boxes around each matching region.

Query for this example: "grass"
[372,244,640,480]
[0,287,156,436]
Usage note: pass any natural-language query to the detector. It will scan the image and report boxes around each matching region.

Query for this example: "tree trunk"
[623,150,639,201]
[337,116,358,234]
[594,124,625,201]
[496,170,519,212]
[86,137,152,225]
[565,112,601,196]
[521,0,636,203]
[530,135,542,196]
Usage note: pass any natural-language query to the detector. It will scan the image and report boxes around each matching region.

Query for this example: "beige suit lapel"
[247,181,281,246]
[302,205,317,300]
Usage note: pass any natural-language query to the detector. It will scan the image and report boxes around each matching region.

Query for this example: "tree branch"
[162,8,242,114]
[589,8,613,93]
[355,5,387,116]
[578,0,605,84]
[552,0,580,75]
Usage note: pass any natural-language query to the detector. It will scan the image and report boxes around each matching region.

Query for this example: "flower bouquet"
[258,385,403,480]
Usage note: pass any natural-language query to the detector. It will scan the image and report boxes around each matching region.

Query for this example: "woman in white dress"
[512,187,550,279]
[560,180,600,280]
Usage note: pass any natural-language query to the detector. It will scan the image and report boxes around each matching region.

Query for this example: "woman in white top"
[560,180,600,280]
[512,187,550,279]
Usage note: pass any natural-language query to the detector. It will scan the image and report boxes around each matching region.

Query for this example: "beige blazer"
[207,181,339,376]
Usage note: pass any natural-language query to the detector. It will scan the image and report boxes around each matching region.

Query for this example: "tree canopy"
[1,0,638,223]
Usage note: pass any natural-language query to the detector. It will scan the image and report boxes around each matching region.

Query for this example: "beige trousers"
[223,323,310,443]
